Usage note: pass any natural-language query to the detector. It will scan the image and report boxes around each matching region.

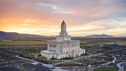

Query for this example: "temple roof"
[61,20,66,25]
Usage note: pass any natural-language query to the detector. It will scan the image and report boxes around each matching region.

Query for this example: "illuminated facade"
[41,21,85,59]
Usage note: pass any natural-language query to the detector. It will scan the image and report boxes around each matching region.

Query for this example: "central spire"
[61,20,66,32]
[60,20,68,37]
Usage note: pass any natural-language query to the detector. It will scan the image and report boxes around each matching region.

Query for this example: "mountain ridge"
[0,31,47,39]
[0,31,125,39]
[85,34,113,38]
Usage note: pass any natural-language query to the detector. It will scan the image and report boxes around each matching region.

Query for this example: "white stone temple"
[41,21,85,59]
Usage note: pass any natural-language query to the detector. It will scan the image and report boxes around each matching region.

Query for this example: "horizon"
[0,0,126,36]
[1,30,126,37]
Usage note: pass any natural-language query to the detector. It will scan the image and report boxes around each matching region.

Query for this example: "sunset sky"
[0,0,126,36]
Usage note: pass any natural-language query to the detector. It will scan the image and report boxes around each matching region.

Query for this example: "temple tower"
[60,20,68,37]
[40,20,85,59]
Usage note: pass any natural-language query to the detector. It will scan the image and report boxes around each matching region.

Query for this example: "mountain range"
[85,34,113,38]
[0,31,118,39]
[0,31,47,40]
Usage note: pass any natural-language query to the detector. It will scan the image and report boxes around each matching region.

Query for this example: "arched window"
[50,44,52,47]
[53,44,56,48]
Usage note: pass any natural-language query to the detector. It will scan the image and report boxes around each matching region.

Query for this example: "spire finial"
[62,20,65,25]
[60,20,68,37]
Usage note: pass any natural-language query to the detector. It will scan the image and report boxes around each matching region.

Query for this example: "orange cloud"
[0,0,126,36]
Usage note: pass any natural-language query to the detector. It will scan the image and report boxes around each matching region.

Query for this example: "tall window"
[53,44,56,48]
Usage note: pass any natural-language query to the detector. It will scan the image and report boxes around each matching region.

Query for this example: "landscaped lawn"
[94,67,118,71]
[50,59,86,66]
[23,53,36,59]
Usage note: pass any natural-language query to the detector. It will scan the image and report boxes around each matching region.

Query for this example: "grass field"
[0,40,47,48]
[94,67,118,71]
[80,40,126,46]
[0,38,126,48]
[0,40,47,46]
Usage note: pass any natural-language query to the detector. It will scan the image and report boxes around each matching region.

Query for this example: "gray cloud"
[0,0,126,25]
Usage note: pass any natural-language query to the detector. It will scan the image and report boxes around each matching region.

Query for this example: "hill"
[85,34,113,38]
[0,31,49,40]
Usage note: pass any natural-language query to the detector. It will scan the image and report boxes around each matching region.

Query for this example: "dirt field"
[0,40,47,48]
[0,38,126,48]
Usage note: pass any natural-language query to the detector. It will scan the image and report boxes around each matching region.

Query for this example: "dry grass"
[0,39,126,48]
[0,40,47,46]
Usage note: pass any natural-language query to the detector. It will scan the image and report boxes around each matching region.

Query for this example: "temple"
[40,21,85,59]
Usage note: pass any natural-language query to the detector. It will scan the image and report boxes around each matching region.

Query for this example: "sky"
[0,0,126,36]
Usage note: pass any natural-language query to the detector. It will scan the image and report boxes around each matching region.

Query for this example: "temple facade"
[40,21,85,59]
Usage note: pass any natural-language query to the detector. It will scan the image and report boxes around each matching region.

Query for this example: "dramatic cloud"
[0,0,126,36]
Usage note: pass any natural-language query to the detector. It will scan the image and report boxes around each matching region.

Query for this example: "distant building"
[41,21,85,59]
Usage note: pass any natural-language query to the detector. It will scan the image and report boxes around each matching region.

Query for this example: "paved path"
[102,55,116,66]
[15,55,69,71]
[117,62,126,71]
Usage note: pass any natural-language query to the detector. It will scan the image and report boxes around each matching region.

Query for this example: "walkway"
[15,55,69,71]
[117,62,126,71]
